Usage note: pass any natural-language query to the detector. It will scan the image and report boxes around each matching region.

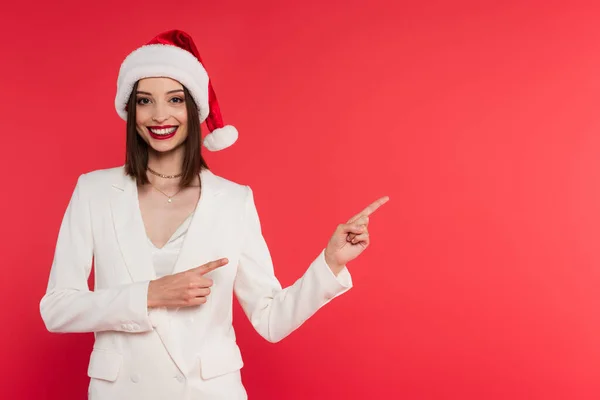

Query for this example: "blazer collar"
[109,167,224,283]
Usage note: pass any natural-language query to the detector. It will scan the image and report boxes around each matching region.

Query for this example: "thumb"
[338,223,366,236]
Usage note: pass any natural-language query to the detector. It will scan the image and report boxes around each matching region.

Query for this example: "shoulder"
[204,171,264,221]
[203,169,265,212]
[203,169,252,201]
[80,165,126,182]
[75,165,127,196]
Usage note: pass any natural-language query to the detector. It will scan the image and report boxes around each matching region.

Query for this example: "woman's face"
[135,77,189,153]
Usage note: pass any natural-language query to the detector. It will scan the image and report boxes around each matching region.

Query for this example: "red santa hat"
[115,29,237,151]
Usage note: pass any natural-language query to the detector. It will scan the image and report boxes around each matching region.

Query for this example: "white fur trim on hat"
[203,125,238,151]
[115,44,209,122]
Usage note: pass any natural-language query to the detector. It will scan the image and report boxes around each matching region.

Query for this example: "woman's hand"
[324,196,389,275]
[147,258,229,308]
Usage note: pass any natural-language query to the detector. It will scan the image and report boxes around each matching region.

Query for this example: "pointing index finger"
[193,258,229,275]
[348,196,390,223]
[362,196,390,216]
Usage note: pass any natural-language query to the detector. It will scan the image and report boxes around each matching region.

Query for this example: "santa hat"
[115,29,237,151]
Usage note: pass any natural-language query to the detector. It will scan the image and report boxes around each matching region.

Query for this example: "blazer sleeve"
[39,174,153,334]
[233,186,352,343]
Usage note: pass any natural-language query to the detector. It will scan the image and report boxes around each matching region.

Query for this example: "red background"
[2,1,600,399]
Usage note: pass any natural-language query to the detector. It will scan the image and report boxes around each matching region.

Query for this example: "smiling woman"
[38,29,388,400]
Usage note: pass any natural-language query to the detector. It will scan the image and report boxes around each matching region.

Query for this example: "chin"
[147,138,185,153]
[149,143,179,153]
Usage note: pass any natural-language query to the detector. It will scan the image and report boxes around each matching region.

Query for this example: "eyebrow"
[136,89,184,95]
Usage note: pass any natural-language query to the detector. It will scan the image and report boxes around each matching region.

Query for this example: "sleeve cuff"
[125,280,154,332]
[312,249,353,300]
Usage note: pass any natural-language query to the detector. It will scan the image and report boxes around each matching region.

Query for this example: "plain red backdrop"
[2,0,600,399]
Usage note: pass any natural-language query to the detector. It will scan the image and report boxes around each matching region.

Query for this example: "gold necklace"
[147,167,183,179]
[149,182,183,203]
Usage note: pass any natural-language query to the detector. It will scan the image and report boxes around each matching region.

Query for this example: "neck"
[147,146,184,177]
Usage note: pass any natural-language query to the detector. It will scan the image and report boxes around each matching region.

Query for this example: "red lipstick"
[147,125,178,140]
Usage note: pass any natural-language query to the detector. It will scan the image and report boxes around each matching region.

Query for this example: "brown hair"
[124,80,208,187]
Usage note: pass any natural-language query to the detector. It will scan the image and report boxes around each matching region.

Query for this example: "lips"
[148,125,178,140]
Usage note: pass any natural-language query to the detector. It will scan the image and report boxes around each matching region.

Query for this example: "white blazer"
[39,166,353,400]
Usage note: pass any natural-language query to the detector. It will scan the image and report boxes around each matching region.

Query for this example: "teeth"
[149,127,177,135]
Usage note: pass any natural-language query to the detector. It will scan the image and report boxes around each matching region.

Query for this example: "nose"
[151,102,170,123]
[152,113,169,123]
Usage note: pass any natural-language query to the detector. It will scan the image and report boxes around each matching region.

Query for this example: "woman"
[39,30,388,400]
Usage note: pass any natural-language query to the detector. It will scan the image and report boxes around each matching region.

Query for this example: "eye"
[170,96,185,104]
[136,97,151,105]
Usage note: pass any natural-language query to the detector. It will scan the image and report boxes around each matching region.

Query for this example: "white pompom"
[202,125,238,151]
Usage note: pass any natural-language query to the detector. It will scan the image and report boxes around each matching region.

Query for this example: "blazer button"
[175,374,185,383]
[131,373,140,383]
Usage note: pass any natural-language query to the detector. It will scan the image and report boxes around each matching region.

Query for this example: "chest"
[90,176,247,288]
[138,184,200,249]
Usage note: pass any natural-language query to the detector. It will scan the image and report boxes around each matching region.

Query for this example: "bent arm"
[39,174,153,334]
[234,187,352,343]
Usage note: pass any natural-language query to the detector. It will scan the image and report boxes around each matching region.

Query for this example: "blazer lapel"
[110,168,156,284]
[171,168,223,275]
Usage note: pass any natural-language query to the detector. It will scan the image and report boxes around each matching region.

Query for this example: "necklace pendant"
[168,198,173,203]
